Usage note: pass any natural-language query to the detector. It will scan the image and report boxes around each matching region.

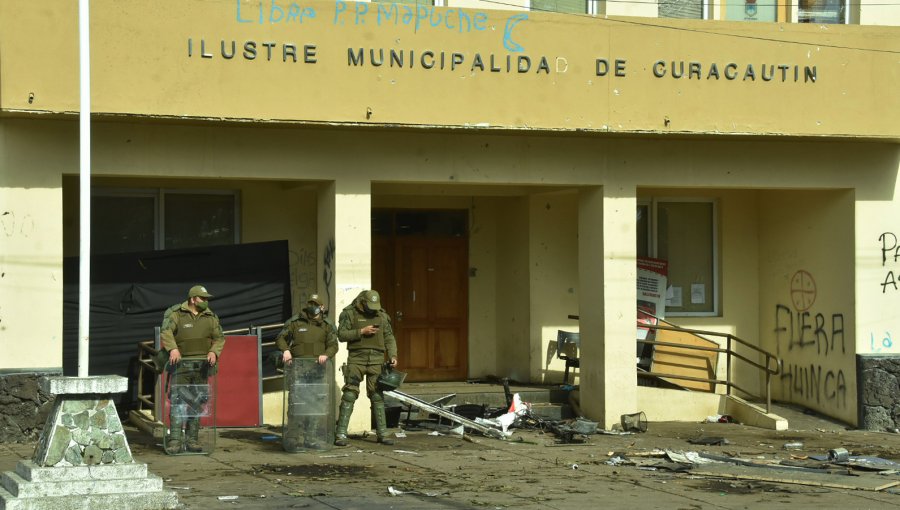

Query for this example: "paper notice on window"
[691,284,706,305]
[666,286,682,307]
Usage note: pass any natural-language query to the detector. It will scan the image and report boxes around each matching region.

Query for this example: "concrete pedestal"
[0,376,177,510]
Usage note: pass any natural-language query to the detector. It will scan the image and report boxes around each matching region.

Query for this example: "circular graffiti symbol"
[790,270,817,312]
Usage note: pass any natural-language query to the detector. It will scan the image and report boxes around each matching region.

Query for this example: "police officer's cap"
[308,294,324,306]
[362,290,382,311]
[188,285,213,298]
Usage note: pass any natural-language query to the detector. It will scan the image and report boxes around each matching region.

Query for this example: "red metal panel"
[160,334,261,427]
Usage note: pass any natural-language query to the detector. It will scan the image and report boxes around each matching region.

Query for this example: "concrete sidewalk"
[2,417,899,509]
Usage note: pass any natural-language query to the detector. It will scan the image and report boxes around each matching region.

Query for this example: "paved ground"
[2,405,900,509]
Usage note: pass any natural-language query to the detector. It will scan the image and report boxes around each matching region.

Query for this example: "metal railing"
[637,315,780,413]
[134,322,285,421]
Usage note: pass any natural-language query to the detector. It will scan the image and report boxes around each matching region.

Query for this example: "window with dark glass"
[91,189,239,254]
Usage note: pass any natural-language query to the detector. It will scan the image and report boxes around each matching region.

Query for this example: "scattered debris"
[606,455,629,466]
[217,495,239,501]
[665,450,719,465]
[827,448,850,462]
[621,412,648,432]
[571,418,598,435]
[385,390,507,439]
[704,415,735,423]
[596,429,635,436]
[783,442,804,450]
[387,486,443,497]
[689,437,730,446]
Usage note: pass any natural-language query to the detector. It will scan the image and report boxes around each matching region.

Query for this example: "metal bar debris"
[384,390,506,439]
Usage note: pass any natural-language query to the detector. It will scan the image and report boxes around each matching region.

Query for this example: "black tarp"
[63,240,291,408]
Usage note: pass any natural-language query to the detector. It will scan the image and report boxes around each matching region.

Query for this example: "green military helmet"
[376,364,407,391]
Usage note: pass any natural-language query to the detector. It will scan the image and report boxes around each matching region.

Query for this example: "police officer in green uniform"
[334,290,398,446]
[160,285,226,454]
[276,294,338,448]
[277,294,337,367]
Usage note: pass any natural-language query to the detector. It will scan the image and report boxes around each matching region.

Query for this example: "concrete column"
[577,185,638,429]
[329,178,373,434]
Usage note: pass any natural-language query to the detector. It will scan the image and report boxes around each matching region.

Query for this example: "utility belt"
[346,348,386,365]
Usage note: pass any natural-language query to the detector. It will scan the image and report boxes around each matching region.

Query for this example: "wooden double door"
[372,211,468,382]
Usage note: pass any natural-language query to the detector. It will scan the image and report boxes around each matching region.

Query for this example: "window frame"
[657,0,711,20]
[91,187,241,252]
[527,0,600,15]
[640,197,719,317]
[797,0,849,24]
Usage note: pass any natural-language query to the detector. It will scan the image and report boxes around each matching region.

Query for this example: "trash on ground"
[704,415,735,423]
[217,495,239,501]
[621,411,648,432]
[665,450,719,465]
[827,448,850,462]
[394,430,407,438]
[384,389,507,439]
[783,442,804,450]
[688,437,730,446]
[387,485,443,497]
[392,449,419,455]
[606,455,629,466]
[596,429,634,435]
[571,418,598,435]
[628,449,667,458]
[844,456,900,471]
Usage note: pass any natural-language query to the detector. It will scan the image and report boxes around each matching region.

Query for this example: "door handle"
[396,310,403,322]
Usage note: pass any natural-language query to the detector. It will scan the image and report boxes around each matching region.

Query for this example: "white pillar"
[329,178,373,434]
[578,184,638,429]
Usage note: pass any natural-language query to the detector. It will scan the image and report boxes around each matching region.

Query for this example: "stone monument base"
[0,461,177,510]
[0,376,177,510]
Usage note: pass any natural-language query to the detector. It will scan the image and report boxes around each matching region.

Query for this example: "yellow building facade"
[1,0,899,432]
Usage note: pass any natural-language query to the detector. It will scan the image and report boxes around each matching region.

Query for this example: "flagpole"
[77,0,91,377]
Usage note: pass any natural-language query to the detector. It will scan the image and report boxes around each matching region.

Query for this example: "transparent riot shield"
[282,358,334,452]
[163,357,217,455]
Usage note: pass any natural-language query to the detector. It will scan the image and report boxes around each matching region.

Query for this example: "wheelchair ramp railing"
[637,314,780,413]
